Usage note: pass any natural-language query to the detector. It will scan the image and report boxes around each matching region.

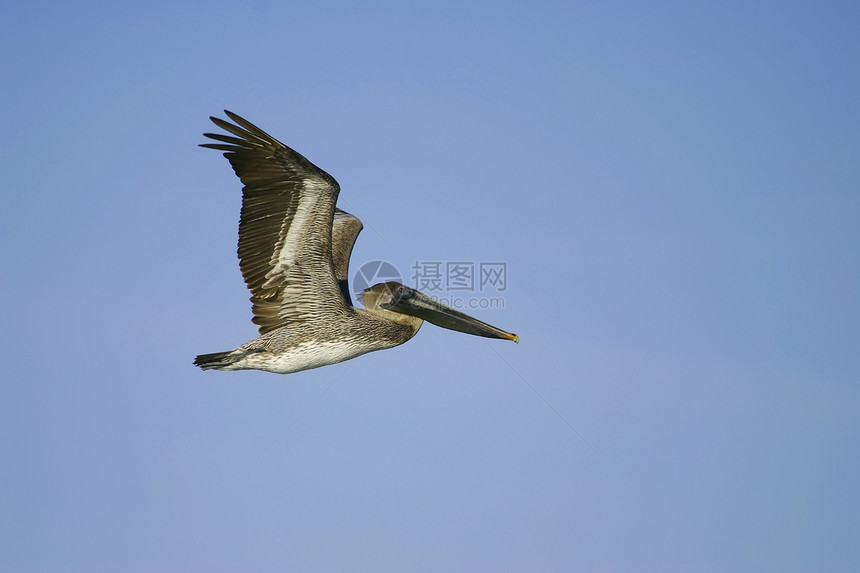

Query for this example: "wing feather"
[202,111,347,334]
[332,209,363,306]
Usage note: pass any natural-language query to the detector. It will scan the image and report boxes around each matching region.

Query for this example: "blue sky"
[2,1,858,571]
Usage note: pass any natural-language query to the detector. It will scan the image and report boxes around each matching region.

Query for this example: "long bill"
[382,288,519,343]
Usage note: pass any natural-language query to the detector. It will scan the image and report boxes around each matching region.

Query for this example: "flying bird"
[194,111,518,374]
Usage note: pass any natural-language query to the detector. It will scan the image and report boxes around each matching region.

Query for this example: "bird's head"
[360,281,518,342]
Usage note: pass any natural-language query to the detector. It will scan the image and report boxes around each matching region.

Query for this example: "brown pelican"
[194,111,518,374]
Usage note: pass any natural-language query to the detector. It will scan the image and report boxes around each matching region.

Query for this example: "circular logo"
[352,260,402,303]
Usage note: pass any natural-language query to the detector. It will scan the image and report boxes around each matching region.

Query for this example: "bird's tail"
[193,350,236,370]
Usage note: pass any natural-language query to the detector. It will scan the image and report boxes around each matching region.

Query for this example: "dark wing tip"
[199,143,235,152]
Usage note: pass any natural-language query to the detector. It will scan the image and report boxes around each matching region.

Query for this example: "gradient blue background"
[2,1,858,571]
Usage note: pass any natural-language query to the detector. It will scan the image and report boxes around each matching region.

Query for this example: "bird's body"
[194,111,517,375]
[195,305,417,374]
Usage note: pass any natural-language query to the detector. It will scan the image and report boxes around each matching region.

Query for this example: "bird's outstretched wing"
[331,208,363,306]
[202,110,347,334]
